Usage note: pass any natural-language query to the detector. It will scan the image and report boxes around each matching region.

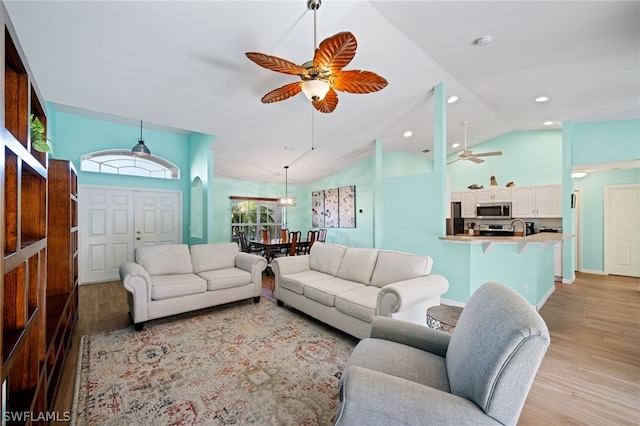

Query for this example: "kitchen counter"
[441,232,573,254]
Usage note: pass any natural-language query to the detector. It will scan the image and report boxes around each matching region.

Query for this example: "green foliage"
[30,114,52,153]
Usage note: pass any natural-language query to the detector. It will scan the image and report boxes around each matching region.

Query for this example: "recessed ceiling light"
[535,96,549,102]
[447,96,459,104]
[403,130,413,138]
[542,121,554,126]
[571,172,587,179]
[473,36,493,46]
[452,143,460,148]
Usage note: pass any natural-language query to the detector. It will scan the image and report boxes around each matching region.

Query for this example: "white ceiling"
[5,1,639,185]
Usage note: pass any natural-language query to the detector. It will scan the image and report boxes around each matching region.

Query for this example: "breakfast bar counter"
[441,233,573,254]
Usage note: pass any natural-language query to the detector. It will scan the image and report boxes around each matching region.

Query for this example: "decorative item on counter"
[506,181,515,187]
[468,184,484,190]
[490,172,498,186]
[468,222,476,235]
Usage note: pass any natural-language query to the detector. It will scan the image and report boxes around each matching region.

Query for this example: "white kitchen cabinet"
[476,187,512,203]
[554,242,562,278]
[536,184,562,217]
[461,191,477,218]
[450,191,461,202]
[512,184,561,218]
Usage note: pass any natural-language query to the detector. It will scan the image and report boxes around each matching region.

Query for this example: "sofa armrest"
[370,316,450,357]
[235,252,268,296]
[119,262,152,323]
[336,366,501,426]
[272,255,311,276]
[376,274,449,316]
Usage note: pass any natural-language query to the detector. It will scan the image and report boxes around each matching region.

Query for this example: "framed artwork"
[311,185,356,228]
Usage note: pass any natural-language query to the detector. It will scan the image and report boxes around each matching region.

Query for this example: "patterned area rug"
[71,298,358,425]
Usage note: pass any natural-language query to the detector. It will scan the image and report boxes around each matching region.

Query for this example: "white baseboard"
[580,269,605,275]
[440,298,465,308]
[537,286,555,311]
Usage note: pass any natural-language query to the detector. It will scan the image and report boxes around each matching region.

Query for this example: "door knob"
[136,231,141,234]
[136,237,141,240]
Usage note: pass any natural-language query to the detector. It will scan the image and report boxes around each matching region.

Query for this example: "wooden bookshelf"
[45,159,78,405]
[0,6,72,423]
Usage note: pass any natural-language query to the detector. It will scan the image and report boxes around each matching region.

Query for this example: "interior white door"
[605,183,639,277]
[134,191,182,248]
[79,186,182,284]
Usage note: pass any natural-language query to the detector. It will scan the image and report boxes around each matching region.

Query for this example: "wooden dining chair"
[288,231,301,256]
[238,231,250,253]
[261,229,270,243]
[301,230,318,254]
[280,228,289,243]
[317,228,327,242]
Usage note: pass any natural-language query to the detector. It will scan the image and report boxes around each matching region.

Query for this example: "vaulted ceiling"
[5,1,639,185]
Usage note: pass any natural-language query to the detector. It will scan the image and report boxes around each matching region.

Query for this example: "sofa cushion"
[303,277,364,307]
[190,243,239,274]
[335,286,379,323]
[337,247,379,285]
[136,244,193,276]
[370,250,433,288]
[280,270,331,295]
[150,274,206,300]
[197,267,252,291]
[309,242,347,276]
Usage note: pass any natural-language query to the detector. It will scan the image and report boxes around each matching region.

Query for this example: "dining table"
[250,239,309,264]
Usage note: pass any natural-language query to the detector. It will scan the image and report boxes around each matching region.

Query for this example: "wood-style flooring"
[52,273,639,425]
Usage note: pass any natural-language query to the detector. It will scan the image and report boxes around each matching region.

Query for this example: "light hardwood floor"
[53,273,639,425]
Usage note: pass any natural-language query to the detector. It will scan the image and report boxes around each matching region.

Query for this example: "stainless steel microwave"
[476,202,512,219]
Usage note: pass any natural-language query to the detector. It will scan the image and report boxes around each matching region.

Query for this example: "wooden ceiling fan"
[448,121,502,165]
[245,0,387,113]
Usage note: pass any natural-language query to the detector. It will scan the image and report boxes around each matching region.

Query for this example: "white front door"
[79,186,182,284]
[605,183,639,277]
[134,191,181,248]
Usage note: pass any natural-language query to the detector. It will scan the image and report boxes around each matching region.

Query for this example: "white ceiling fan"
[448,121,502,165]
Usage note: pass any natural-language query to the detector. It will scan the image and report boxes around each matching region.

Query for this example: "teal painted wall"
[574,168,640,272]
[50,110,192,242]
[448,130,562,191]
[187,132,216,245]
[572,120,640,165]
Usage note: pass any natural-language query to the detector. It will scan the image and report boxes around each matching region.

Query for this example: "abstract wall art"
[311,185,356,228]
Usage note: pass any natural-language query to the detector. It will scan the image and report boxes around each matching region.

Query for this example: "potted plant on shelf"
[30,114,52,153]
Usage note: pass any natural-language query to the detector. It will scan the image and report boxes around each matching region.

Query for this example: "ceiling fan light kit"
[447,120,502,165]
[245,0,387,113]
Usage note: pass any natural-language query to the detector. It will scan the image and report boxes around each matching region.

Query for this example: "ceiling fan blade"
[447,158,462,165]
[312,88,338,113]
[313,31,357,74]
[473,151,503,157]
[459,150,473,157]
[245,52,307,76]
[469,156,485,164]
[331,70,388,94]
[261,82,303,104]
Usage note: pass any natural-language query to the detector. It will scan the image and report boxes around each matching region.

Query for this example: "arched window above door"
[80,149,180,179]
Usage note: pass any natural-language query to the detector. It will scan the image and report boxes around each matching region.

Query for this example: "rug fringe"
[70,334,88,426]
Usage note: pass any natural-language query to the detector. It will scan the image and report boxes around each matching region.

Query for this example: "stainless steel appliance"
[476,202,512,219]
[477,224,514,236]
[446,202,465,235]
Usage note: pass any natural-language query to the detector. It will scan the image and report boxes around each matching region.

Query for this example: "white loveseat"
[272,242,449,339]
[119,243,267,330]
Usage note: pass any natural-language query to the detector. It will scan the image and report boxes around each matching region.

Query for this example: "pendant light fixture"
[279,166,297,206]
[131,120,151,156]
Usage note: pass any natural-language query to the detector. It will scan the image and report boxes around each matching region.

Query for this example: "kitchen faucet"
[510,218,527,236]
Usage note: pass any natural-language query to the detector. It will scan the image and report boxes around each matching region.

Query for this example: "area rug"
[71,298,359,425]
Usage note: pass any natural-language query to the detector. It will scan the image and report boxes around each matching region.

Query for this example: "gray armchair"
[335,282,550,426]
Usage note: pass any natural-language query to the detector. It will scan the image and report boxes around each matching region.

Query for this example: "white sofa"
[119,243,267,330]
[272,242,449,339]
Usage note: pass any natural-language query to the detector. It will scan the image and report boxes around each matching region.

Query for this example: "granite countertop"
[441,232,574,253]
[442,232,574,244]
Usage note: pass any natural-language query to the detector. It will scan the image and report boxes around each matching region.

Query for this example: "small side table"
[426,305,463,333]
